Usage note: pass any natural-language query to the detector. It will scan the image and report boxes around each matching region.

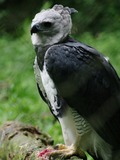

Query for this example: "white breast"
[40,63,60,116]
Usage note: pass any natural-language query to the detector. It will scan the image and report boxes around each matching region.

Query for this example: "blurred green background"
[0,0,120,159]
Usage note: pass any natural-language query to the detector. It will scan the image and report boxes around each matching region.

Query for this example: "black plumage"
[44,37,120,148]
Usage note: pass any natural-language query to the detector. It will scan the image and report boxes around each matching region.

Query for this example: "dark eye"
[42,22,53,28]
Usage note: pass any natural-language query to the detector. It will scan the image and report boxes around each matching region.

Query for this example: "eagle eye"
[42,22,53,28]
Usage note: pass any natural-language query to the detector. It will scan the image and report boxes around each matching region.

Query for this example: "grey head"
[31,4,77,46]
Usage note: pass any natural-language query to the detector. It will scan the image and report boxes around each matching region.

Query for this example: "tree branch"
[0,121,83,160]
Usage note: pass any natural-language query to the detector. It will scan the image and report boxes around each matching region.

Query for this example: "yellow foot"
[38,144,87,160]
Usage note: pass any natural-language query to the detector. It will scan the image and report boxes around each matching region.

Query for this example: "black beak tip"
[31,24,40,35]
[30,26,36,35]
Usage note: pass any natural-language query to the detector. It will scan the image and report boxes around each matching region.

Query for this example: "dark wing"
[45,40,120,148]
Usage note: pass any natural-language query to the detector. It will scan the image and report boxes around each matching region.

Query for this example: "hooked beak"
[31,23,41,35]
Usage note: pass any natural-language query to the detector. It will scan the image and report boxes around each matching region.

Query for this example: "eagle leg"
[38,144,87,160]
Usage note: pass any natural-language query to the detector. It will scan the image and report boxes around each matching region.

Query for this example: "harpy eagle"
[31,4,120,160]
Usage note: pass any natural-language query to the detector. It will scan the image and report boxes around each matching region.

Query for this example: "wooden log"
[0,121,84,160]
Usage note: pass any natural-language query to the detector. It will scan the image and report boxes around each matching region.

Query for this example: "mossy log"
[0,121,83,160]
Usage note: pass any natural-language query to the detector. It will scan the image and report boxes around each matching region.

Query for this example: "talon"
[54,144,67,150]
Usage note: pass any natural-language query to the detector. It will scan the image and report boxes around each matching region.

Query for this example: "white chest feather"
[34,58,60,116]
[40,65,59,115]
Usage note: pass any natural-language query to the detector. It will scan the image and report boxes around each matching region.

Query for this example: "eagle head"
[31,4,77,46]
